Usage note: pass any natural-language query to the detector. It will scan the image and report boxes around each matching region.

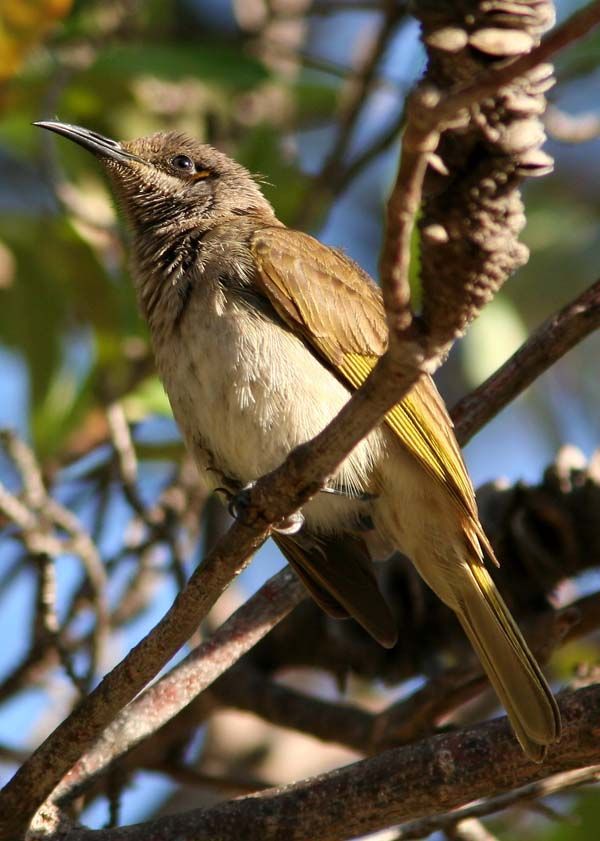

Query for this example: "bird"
[35,120,560,761]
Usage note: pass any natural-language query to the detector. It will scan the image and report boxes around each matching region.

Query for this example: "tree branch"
[56,685,600,841]
[452,277,600,445]
[293,1,407,228]
[209,601,578,755]
[54,569,304,805]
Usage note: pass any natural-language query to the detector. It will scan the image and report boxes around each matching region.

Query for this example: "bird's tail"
[454,559,560,762]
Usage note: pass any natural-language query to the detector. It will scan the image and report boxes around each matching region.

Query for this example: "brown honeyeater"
[35,121,560,761]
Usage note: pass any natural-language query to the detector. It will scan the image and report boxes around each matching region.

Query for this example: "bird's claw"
[224,483,254,524]
[222,482,305,534]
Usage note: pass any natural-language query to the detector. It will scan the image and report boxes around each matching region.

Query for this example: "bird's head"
[34,121,274,235]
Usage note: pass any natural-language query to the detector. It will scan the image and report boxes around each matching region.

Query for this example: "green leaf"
[0,212,142,454]
[0,217,65,407]
[32,363,96,458]
[534,786,600,841]
[123,375,172,421]
[555,27,600,81]
[461,297,528,387]
[87,43,270,90]
[291,79,338,121]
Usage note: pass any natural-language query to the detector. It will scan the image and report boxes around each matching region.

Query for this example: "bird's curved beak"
[34,121,142,165]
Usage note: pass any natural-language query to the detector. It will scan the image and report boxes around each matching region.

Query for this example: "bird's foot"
[271,509,305,535]
[219,482,305,535]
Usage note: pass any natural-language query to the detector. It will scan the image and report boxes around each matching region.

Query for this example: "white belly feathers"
[154,284,387,533]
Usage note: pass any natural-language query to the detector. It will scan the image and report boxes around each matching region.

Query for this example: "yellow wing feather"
[252,227,496,560]
[340,354,475,511]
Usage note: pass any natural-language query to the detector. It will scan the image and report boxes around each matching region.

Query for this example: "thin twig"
[212,664,374,754]
[106,401,191,591]
[105,403,146,519]
[257,38,404,89]
[452,278,600,445]
[294,2,407,227]
[335,104,406,193]
[211,662,484,756]
[392,765,600,839]
[144,762,273,796]
[33,553,87,695]
[0,430,46,508]
[0,431,109,688]
[0,515,262,839]
[45,498,109,685]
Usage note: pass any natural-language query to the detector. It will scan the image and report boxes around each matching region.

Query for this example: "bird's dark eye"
[171,154,195,173]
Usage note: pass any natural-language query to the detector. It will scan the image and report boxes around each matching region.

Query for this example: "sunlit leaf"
[292,79,338,121]
[536,786,600,841]
[32,360,96,458]
[555,28,600,81]
[0,216,65,407]
[461,297,528,387]
[123,375,172,421]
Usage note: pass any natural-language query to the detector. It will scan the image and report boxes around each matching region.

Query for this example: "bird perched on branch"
[35,120,560,761]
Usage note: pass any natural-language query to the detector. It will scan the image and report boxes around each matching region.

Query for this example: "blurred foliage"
[1,0,596,465]
[494,783,600,841]
[542,791,600,841]
[0,0,73,85]
[0,0,341,462]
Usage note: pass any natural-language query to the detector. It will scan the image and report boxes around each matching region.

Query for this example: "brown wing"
[274,532,397,648]
[252,227,485,532]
